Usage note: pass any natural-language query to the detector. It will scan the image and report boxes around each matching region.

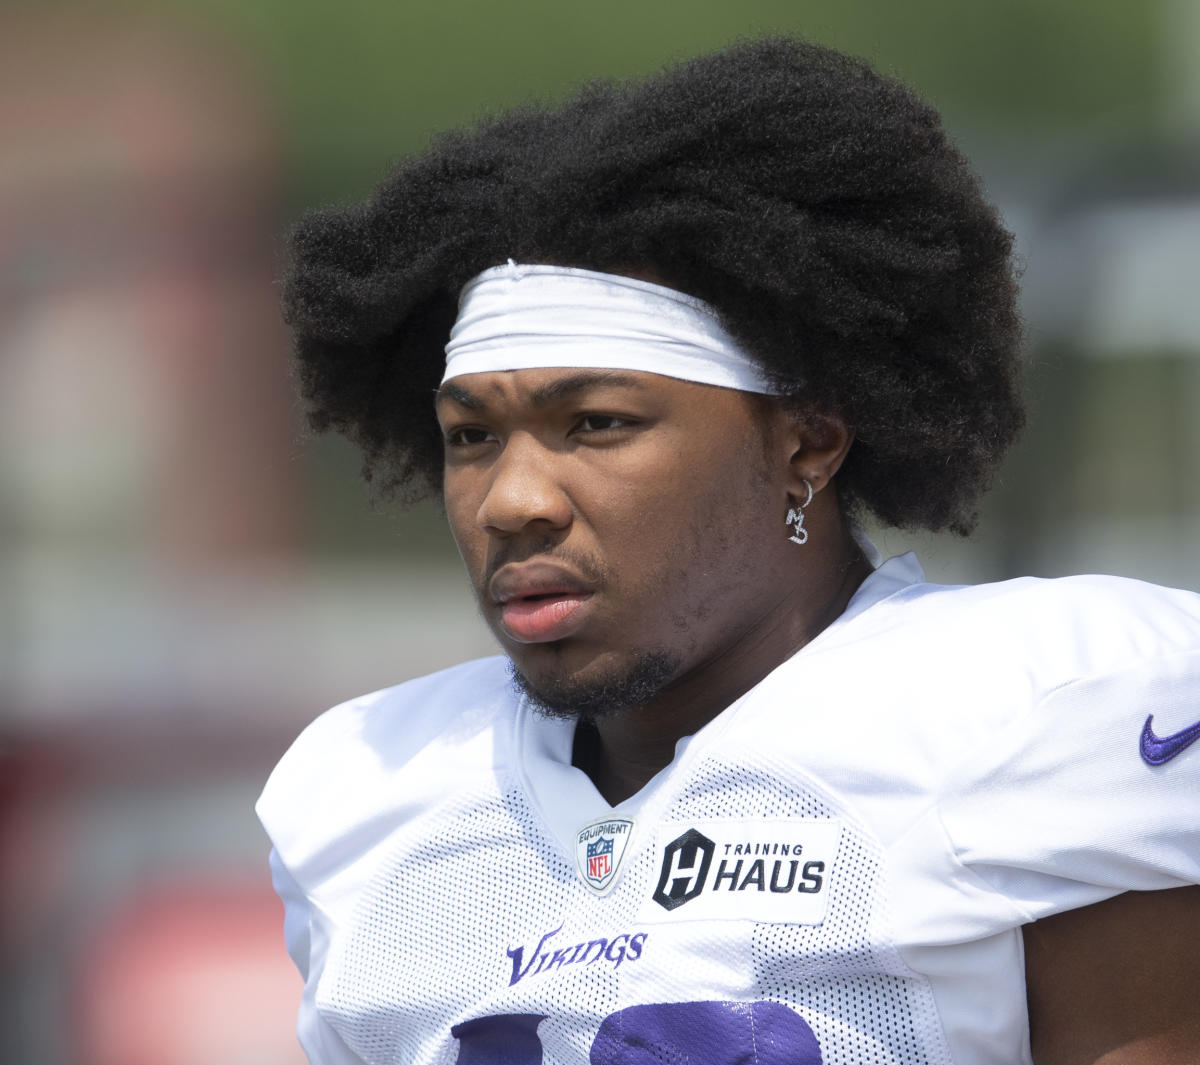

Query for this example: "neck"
[577,529,874,805]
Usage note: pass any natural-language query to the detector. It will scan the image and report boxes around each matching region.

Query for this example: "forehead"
[435,368,713,411]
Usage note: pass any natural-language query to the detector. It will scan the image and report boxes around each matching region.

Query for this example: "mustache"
[483,539,613,590]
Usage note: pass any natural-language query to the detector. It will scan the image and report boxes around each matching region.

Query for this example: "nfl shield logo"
[587,836,613,884]
[574,816,634,895]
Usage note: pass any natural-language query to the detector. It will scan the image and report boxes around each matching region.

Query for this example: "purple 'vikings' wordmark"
[506,925,647,986]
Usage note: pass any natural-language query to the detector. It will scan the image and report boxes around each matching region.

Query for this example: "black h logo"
[652,829,714,910]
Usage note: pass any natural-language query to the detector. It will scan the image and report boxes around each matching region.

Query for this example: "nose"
[476,433,572,536]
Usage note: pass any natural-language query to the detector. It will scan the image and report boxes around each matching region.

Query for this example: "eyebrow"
[436,381,485,410]
[435,371,648,411]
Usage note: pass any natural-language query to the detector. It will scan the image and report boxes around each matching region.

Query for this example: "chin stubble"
[507,651,681,723]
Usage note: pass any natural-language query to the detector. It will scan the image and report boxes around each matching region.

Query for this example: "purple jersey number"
[452,1001,822,1064]
[450,1014,548,1065]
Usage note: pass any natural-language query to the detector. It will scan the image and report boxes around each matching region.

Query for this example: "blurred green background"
[1,1,1197,1062]
[170,0,1166,202]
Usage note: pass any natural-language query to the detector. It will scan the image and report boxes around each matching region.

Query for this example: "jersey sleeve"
[270,847,311,979]
[936,645,1200,923]
[256,657,514,1065]
[267,848,371,1065]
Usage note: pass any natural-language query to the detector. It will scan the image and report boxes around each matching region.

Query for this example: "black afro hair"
[284,36,1024,534]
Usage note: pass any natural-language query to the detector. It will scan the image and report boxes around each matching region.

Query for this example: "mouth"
[499,592,593,643]
[489,563,597,644]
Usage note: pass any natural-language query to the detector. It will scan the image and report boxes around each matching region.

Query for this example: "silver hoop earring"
[786,479,813,546]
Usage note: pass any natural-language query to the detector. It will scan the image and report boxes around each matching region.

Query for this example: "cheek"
[667,453,778,589]
[606,455,769,599]
[443,479,483,566]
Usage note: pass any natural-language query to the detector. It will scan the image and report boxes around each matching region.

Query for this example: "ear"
[782,410,855,500]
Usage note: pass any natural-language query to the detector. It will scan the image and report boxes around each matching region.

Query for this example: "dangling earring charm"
[786,479,813,545]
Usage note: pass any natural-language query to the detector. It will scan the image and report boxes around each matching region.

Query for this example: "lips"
[489,562,596,643]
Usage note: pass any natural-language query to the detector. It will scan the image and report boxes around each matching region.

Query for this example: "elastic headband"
[442,261,779,394]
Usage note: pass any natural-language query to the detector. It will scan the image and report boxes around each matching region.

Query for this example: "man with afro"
[259,37,1200,1065]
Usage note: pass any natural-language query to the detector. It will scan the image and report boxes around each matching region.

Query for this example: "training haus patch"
[640,819,841,924]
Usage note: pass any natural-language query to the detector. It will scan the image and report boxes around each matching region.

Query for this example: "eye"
[444,426,496,447]
[575,414,629,433]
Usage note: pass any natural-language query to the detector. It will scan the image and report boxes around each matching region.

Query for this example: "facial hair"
[507,650,681,723]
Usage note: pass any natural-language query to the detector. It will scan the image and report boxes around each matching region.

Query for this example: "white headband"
[442,261,779,394]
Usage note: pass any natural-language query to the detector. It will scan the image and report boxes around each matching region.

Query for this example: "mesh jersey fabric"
[257,553,1200,1065]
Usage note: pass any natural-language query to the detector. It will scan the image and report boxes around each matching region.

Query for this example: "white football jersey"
[257,553,1200,1065]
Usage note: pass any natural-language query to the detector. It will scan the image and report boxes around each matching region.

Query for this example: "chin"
[507,651,680,722]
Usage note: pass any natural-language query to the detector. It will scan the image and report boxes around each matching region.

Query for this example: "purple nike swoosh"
[1140,714,1200,766]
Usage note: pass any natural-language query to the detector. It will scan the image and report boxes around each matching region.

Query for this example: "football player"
[260,37,1200,1065]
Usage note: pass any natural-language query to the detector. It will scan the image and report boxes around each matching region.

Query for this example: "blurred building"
[2,10,313,1064]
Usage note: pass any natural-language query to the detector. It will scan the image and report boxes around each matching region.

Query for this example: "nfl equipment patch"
[574,817,634,895]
